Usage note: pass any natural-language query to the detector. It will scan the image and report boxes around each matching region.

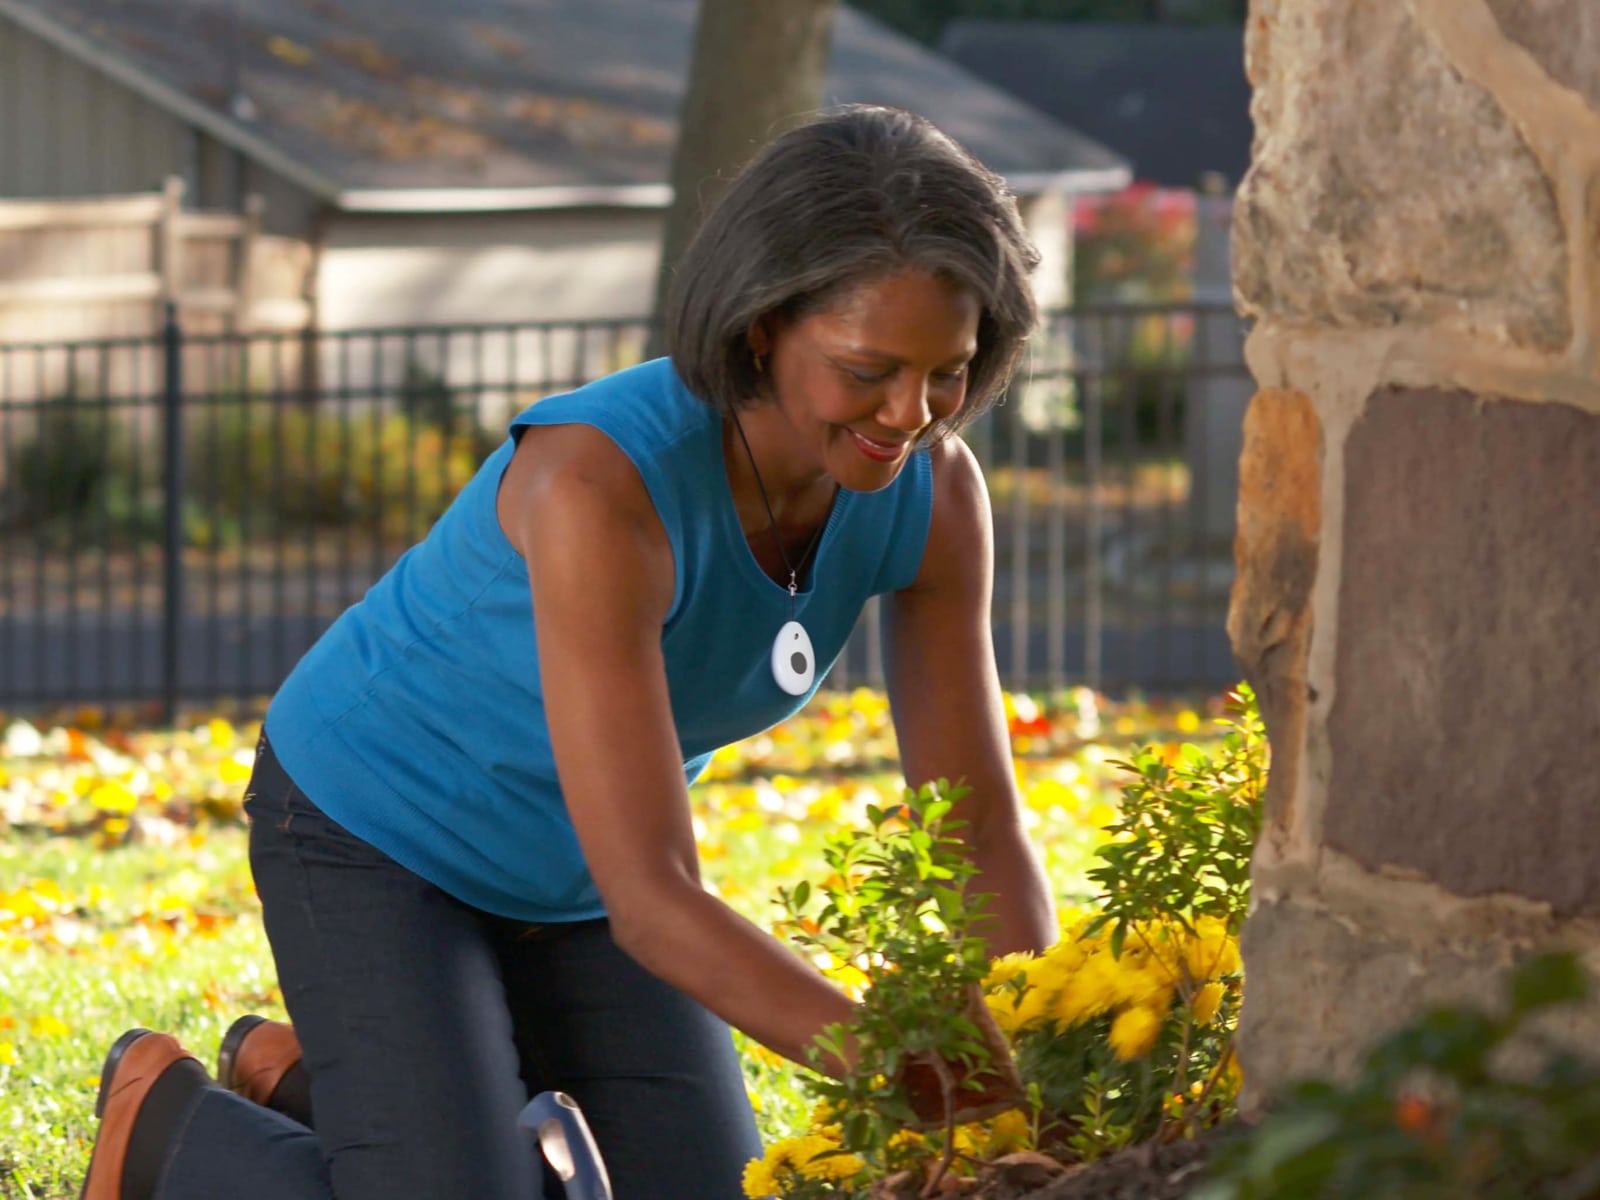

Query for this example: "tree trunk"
[649,0,839,346]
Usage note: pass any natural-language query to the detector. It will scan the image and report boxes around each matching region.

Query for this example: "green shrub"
[778,782,1012,1178]
[187,405,481,543]
[995,685,1264,1162]
[1197,953,1600,1200]
[746,689,1269,1198]
[4,393,126,528]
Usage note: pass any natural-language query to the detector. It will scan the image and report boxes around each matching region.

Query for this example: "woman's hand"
[896,984,1026,1129]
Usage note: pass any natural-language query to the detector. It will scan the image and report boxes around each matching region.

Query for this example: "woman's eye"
[935,368,968,383]
[845,366,893,384]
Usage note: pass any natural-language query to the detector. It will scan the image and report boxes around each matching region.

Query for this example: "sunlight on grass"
[0,833,279,1199]
[0,688,1218,1199]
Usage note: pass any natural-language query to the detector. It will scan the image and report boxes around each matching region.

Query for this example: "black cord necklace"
[728,406,837,695]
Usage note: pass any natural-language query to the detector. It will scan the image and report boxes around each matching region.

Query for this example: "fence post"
[157,176,185,321]
[161,302,184,724]
[1084,368,1104,694]
[234,192,265,334]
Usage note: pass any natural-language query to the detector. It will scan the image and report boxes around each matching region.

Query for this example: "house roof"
[0,0,1131,212]
[939,20,1251,190]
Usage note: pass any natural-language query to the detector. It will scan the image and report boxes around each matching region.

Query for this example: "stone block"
[1227,389,1320,831]
[1326,387,1600,913]
[1235,0,1570,352]
[1486,0,1600,116]
[1239,898,1510,1097]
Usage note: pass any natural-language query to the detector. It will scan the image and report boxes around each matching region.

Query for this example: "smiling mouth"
[848,430,909,462]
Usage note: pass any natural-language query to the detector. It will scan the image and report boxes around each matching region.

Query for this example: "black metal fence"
[0,304,1251,715]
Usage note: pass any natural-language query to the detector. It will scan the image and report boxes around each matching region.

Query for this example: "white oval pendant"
[771,620,816,696]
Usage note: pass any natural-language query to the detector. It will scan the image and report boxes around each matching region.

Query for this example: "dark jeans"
[156,737,761,1199]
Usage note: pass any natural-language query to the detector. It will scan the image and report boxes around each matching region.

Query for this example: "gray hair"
[665,105,1041,443]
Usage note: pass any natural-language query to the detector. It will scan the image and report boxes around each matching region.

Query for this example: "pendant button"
[771,621,816,696]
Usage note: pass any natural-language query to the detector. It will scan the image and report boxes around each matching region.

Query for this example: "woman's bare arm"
[885,437,1057,957]
[497,425,858,1071]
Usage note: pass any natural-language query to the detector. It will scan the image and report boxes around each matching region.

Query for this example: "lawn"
[0,688,1219,1199]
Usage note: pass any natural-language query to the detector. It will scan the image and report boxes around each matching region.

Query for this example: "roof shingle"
[9,0,1131,204]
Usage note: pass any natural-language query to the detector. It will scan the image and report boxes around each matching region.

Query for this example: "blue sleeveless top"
[264,358,934,921]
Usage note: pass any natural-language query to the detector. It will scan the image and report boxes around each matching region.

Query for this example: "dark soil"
[944,1136,1217,1200]
[1025,1139,1212,1200]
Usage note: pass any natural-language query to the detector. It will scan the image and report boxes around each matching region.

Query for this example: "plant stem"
[921,1054,959,1199]
[1160,1014,1196,1144]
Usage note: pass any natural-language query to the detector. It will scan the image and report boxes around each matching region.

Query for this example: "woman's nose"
[879,377,933,433]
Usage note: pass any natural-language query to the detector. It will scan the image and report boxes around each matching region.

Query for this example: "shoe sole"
[93,1028,154,1121]
[215,1014,268,1094]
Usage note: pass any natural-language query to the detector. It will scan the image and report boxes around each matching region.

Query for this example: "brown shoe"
[81,1030,205,1200]
[217,1015,312,1126]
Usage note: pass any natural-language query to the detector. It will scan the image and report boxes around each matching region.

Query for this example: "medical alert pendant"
[771,620,815,696]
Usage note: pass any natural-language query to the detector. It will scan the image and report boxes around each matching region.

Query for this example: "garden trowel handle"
[519,1091,614,1200]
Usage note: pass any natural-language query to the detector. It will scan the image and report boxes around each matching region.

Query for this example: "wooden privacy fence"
[0,177,313,374]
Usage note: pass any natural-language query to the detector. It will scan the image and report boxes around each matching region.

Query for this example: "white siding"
[1,20,185,197]
[318,208,664,329]
[310,209,663,423]
[0,17,323,237]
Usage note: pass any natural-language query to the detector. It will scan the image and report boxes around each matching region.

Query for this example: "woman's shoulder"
[925,434,983,500]
[511,358,710,451]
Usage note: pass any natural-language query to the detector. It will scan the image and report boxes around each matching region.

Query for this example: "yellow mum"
[1184,918,1242,982]
[794,1137,862,1183]
[987,950,1077,1034]
[888,1127,926,1156]
[743,1134,863,1197]
[742,1157,777,1199]
[982,1107,1033,1154]
[1108,1006,1165,1060]
[1191,981,1227,1026]
[983,951,1035,994]
[807,1099,842,1134]
[1051,950,1127,1028]
[1116,959,1177,1013]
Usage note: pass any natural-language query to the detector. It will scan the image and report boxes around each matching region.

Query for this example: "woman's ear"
[746,317,774,361]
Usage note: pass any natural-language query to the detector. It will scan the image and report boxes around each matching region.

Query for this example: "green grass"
[0,691,1215,1197]
[0,830,278,1199]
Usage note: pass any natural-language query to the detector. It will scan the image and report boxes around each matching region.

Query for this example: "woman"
[80,104,1055,1200]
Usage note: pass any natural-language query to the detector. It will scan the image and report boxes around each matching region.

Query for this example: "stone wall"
[1228,0,1600,1097]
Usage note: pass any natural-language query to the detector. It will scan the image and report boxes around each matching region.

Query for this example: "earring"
[753,352,765,375]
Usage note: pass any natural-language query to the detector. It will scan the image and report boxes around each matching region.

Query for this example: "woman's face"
[757,268,982,494]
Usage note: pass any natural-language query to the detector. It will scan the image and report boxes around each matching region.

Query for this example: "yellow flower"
[745,1134,862,1196]
[30,1014,70,1039]
[1183,918,1241,982]
[983,951,1035,993]
[984,951,1048,1034]
[807,1100,843,1136]
[218,754,253,785]
[742,1156,776,1198]
[0,1041,16,1066]
[745,1042,787,1071]
[1117,960,1177,1013]
[982,1107,1033,1154]
[89,780,139,815]
[787,1135,860,1182]
[1051,951,1125,1028]
[1108,1006,1164,1060]
[826,961,871,997]
[1191,981,1226,1026]
[888,1127,926,1154]
[1214,1047,1244,1097]
[952,1123,986,1158]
